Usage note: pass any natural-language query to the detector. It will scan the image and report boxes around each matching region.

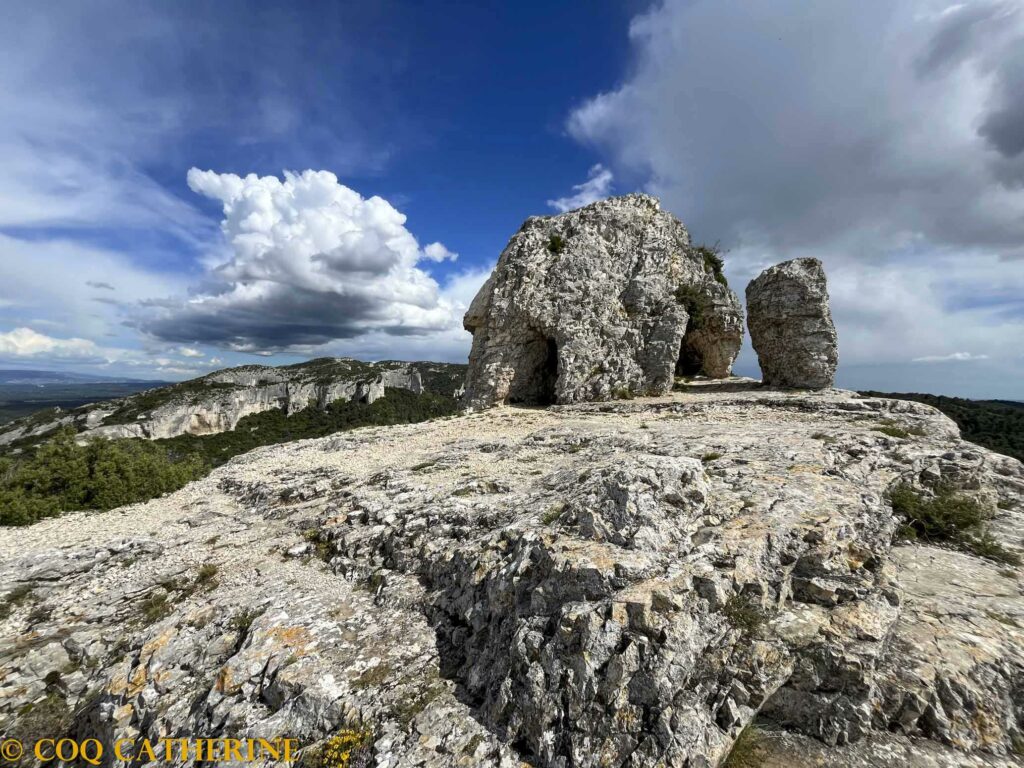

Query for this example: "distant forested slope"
[862,391,1024,463]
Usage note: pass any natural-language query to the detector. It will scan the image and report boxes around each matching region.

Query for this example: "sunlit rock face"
[462,194,743,409]
[746,257,839,389]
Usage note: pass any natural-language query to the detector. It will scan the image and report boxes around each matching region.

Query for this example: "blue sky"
[1,0,1022,399]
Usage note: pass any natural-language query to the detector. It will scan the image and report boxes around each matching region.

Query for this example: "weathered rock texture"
[0,359,465,447]
[2,383,1022,767]
[463,195,743,408]
[746,258,839,389]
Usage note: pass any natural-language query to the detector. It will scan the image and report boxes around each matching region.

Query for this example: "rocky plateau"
[2,382,1022,767]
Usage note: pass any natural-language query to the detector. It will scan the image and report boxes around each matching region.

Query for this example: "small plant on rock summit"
[547,234,567,254]
[694,243,728,287]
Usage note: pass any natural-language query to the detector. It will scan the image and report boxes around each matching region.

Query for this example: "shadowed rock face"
[462,194,743,408]
[746,258,838,389]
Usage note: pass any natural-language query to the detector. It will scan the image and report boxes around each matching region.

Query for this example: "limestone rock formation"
[746,258,839,389]
[463,194,743,408]
[3,384,1022,767]
[0,359,465,446]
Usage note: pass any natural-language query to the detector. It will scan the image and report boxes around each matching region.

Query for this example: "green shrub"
[138,591,172,624]
[196,563,219,588]
[701,452,723,463]
[873,425,911,439]
[674,284,710,327]
[547,234,566,254]
[890,483,1020,565]
[230,607,263,635]
[694,244,728,286]
[723,595,765,637]
[6,694,73,755]
[0,583,34,621]
[890,483,985,540]
[541,502,566,525]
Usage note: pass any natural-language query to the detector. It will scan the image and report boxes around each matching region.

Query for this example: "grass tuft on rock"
[723,595,765,637]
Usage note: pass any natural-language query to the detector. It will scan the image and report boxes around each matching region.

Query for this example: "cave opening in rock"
[677,330,704,377]
[675,289,708,377]
[507,333,559,405]
[539,337,559,405]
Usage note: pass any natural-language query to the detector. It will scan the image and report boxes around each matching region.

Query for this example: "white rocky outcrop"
[2,384,1021,767]
[746,258,839,389]
[463,195,743,408]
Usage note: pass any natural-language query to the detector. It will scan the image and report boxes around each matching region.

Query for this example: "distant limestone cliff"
[0,358,465,448]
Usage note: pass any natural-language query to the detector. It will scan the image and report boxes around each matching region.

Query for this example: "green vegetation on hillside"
[0,428,207,526]
[0,389,460,526]
[861,391,1024,463]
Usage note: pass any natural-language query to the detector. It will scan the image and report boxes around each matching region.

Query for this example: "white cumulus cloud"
[142,169,464,353]
[547,164,614,213]
[0,327,106,361]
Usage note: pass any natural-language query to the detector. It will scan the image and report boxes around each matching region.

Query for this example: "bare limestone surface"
[462,195,744,408]
[2,384,1022,767]
[746,258,839,389]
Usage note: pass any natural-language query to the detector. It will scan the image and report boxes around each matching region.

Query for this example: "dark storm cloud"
[140,286,390,352]
[978,48,1024,158]
[915,1,1014,75]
